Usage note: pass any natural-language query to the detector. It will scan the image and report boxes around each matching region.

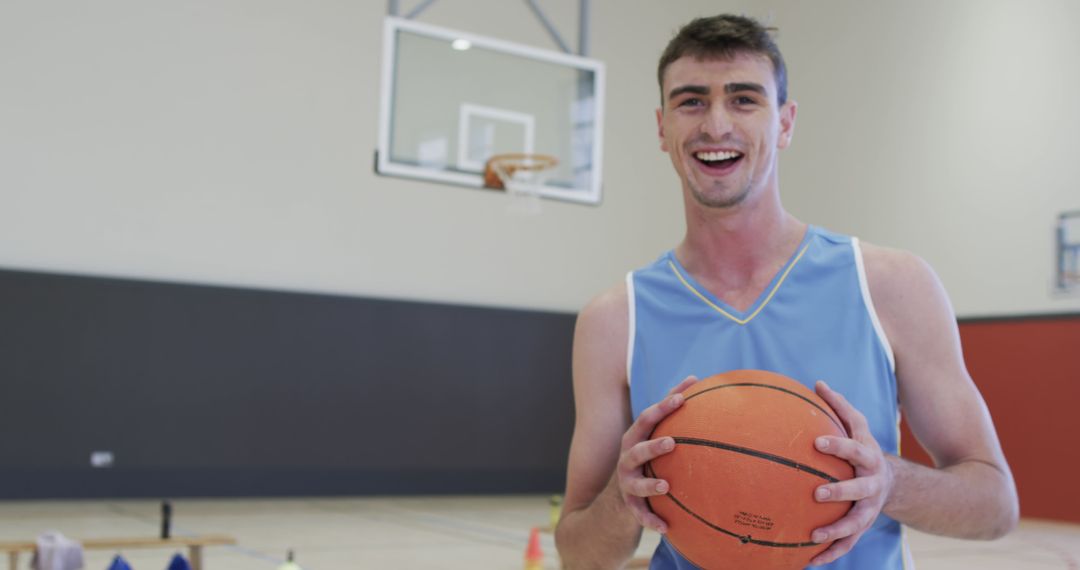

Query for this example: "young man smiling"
[555,14,1018,570]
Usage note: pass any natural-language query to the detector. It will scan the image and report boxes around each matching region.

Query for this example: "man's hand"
[615,376,699,534]
[809,381,895,566]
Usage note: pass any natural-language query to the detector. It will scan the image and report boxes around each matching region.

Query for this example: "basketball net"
[484,153,558,216]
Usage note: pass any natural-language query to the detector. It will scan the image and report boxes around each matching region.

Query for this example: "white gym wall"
[1,0,1077,317]
[767,0,1080,317]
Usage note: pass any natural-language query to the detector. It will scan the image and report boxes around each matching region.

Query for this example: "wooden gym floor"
[1,496,1077,569]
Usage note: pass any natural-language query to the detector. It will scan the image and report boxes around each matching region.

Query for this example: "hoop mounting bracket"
[387,0,590,56]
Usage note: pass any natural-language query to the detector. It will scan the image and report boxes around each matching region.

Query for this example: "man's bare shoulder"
[578,280,630,347]
[860,241,941,311]
[859,241,957,361]
[578,281,629,330]
[574,280,631,383]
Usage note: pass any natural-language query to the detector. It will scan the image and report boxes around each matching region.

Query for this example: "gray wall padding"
[0,268,575,498]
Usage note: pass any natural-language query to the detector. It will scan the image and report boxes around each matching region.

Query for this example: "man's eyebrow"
[667,82,768,102]
[667,84,710,101]
[725,82,768,96]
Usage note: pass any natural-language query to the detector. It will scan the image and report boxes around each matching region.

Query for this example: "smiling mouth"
[694,150,743,169]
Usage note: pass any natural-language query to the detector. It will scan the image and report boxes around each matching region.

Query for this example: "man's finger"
[815,436,880,469]
[626,437,676,469]
[626,495,668,533]
[816,381,869,437]
[815,475,880,503]
[639,510,669,534]
[622,378,696,449]
[666,375,699,397]
[622,393,684,446]
[811,501,878,544]
[626,476,670,498]
[809,534,858,566]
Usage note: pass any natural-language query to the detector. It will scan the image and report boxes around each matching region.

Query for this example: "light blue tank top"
[627,226,910,570]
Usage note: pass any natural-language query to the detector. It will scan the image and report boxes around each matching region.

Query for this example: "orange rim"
[483,153,558,190]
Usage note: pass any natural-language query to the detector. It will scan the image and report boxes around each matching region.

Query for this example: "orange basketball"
[646,370,854,570]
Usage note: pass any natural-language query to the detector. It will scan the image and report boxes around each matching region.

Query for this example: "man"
[554,14,1018,570]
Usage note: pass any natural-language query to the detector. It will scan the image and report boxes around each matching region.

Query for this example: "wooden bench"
[0,534,236,570]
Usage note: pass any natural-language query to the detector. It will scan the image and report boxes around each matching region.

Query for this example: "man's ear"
[656,107,668,152]
[778,100,797,149]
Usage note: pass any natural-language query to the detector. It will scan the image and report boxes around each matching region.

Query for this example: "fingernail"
[671,394,684,406]
[662,438,675,451]
[656,523,667,534]
[656,481,669,493]
[812,531,827,543]
[816,487,830,501]
[816,437,829,450]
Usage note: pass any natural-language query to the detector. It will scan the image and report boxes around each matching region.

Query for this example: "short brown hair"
[658,15,787,106]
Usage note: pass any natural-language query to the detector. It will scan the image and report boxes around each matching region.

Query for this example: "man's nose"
[700,105,733,139]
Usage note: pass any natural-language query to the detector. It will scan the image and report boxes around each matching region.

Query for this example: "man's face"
[657,53,796,210]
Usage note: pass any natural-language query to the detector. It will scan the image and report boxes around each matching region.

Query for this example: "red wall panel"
[899,315,1080,523]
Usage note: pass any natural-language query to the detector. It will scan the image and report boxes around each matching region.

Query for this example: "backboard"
[377,17,605,204]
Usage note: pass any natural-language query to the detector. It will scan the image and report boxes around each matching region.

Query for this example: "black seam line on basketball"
[672,437,841,483]
[684,382,846,434]
[646,461,820,550]
[655,480,818,549]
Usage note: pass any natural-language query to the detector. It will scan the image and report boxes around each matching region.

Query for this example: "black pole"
[161,501,172,539]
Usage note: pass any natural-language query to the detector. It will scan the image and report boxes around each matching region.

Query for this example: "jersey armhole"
[853,237,896,373]
[625,271,636,387]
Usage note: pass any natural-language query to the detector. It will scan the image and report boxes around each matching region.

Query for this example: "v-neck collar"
[665,226,815,325]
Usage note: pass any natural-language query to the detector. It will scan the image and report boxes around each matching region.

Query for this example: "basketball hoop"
[483,153,558,215]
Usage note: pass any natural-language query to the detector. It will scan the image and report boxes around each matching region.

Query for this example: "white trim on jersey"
[853,237,896,373]
[625,271,636,387]
[901,525,917,569]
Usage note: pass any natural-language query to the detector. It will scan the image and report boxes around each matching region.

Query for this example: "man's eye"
[679,98,704,108]
[734,96,757,106]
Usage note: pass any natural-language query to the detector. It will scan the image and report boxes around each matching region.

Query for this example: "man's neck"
[675,201,807,297]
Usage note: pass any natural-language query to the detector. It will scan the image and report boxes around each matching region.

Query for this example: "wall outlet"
[90,451,114,468]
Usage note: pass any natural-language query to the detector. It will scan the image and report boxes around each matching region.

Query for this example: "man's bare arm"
[555,284,642,568]
[554,283,694,568]
[807,245,1018,565]
[868,245,1018,538]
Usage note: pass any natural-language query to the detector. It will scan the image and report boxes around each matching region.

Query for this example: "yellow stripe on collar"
[667,244,810,325]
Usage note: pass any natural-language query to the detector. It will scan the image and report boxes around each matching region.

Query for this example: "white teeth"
[695,150,741,162]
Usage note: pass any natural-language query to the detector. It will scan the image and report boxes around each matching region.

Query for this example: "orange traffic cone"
[525,526,543,570]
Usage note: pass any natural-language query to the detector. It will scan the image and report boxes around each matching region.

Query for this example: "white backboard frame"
[377,17,605,205]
